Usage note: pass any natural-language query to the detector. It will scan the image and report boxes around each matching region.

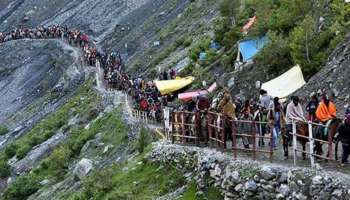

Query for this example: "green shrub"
[136,127,152,154]
[40,146,72,180]
[188,37,211,61]
[221,54,234,70]
[0,125,9,135]
[4,144,17,159]
[16,144,32,159]
[3,174,40,200]
[0,161,10,178]
[183,37,193,47]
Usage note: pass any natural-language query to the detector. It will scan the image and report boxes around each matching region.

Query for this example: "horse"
[282,122,309,160]
[314,118,342,160]
[282,118,342,160]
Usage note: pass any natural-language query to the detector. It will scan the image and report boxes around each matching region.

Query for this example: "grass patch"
[0,126,9,135]
[2,108,129,200]
[69,159,186,200]
[181,181,223,200]
[13,81,99,160]
[135,127,153,154]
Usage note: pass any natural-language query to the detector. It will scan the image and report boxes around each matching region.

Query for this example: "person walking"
[338,108,350,165]
[267,97,285,149]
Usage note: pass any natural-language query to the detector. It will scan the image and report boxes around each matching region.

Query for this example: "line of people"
[172,87,350,164]
[2,26,349,164]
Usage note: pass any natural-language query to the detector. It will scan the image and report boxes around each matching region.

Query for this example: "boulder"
[312,175,323,185]
[74,158,93,179]
[245,180,257,192]
[259,166,276,180]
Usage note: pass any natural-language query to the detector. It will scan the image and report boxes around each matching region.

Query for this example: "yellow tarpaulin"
[155,76,195,95]
[261,65,306,98]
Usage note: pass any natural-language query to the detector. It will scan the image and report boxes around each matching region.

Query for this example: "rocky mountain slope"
[0,39,89,149]
[297,33,350,115]
[0,0,350,199]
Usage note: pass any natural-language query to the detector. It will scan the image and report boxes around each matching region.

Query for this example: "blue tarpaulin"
[210,41,221,50]
[199,52,207,61]
[238,36,268,62]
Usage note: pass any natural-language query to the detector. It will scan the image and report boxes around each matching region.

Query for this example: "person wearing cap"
[306,92,319,122]
[338,108,350,164]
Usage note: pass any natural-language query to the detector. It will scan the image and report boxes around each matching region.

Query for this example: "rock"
[23,16,30,22]
[234,183,243,192]
[295,193,307,200]
[68,114,80,126]
[245,180,257,192]
[209,164,221,179]
[332,189,343,198]
[74,158,93,180]
[262,184,275,192]
[103,144,114,153]
[40,179,50,186]
[312,175,323,185]
[260,166,276,180]
[227,77,235,88]
[7,177,14,185]
[276,193,284,200]
[278,172,288,184]
[277,184,290,197]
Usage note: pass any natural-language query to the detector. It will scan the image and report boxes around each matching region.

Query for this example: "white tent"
[261,65,306,98]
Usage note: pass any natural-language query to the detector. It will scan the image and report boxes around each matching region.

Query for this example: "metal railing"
[171,111,276,162]
[290,118,334,168]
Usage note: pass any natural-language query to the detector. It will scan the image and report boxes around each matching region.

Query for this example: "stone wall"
[147,142,350,200]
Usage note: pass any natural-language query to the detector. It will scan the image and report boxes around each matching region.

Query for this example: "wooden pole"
[308,122,315,168]
[292,120,297,166]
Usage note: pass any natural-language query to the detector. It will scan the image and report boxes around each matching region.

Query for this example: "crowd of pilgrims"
[0,25,166,122]
[1,26,350,164]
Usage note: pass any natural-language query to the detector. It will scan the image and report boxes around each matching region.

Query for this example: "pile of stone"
[148,141,350,200]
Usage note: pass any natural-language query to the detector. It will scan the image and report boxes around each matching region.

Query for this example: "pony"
[282,118,341,160]
[314,118,342,160]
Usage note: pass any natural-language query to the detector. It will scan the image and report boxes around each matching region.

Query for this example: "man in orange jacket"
[316,94,337,123]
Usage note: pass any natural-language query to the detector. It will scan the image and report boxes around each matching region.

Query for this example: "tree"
[289,15,316,74]
[220,0,241,26]
[255,31,293,75]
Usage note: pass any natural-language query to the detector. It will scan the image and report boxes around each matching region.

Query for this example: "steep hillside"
[1,0,350,199]
[0,39,88,149]
[297,33,350,115]
[101,0,219,77]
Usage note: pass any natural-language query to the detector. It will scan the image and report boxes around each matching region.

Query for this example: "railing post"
[328,124,333,161]
[208,113,212,147]
[269,122,273,163]
[195,111,200,146]
[216,115,220,148]
[145,112,148,124]
[292,120,297,166]
[171,112,175,144]
[222,116,227,150]
[181,112,186,143]
[308,122,315,168]
[252,121,256,160]
[232,119,237,159]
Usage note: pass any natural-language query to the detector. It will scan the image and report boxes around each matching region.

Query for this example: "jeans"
[272,125,281,148]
